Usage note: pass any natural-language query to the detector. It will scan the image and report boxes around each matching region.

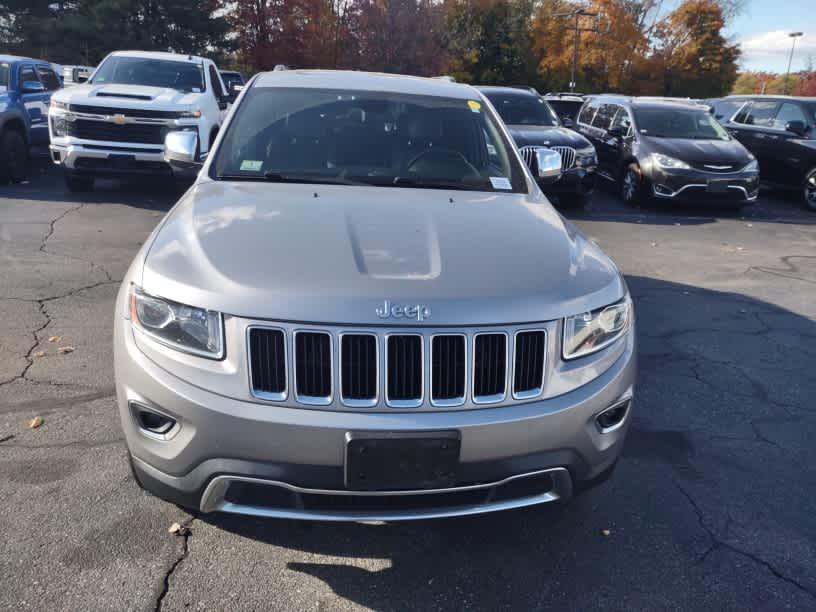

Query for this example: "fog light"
[596,399,630,433]
[654,184,673,196]
[130,401,177,437]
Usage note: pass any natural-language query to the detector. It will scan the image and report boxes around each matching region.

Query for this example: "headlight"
[563,298,631,360]
[179,109,202,119]
[50,99,68,112]
[743,158,759,173]
[129,286,224,359]
[651,153,690,170]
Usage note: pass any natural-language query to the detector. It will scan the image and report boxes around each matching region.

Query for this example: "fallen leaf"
[746,223,753,228]
[48,335,62,343]
[650,242,658,247]
[33,351,46,358]
[601,529,611,537]
[168,522,189,536]
[57,346,75,354]
[29,416,44,429]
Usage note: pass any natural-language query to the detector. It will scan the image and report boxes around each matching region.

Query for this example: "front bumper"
[116,305,637,521]
[541,166,597,195]
[50,139,171,176]
[647,165,759,203]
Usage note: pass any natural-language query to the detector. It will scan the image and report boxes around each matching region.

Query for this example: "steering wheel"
[407,148,480,179]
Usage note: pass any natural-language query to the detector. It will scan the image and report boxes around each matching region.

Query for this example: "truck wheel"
[805,168,816,212]
[0,129,28,185]
[65,173,95,193]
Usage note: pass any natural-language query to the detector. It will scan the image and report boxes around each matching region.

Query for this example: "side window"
[610,106,631,135]
[209,65,224,99]
[36,67,61,91]
[19,66,39,88]
[714,99,743,121]
[772,103,807,130]
[735,100,778,127]
[578,102,597,126]
[592,104,618,131]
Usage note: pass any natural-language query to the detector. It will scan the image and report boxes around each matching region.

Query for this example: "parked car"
[61,65,95,86]
[575,95,759,207]
[115,70,636,521]
[48,50,231,192]
[0,54,62,184]
[219,70,244,100]
[717,96,816,211]
[479,86,597,205]
[542,92,586,125]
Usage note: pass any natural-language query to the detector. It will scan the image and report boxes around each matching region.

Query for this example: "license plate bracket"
[345,431,461,491]
[707,179,729,193]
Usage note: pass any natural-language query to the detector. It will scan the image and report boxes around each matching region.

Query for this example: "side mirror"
[76,75,89,84]
[22,80,45,94]
[164,131,201,176]
[535,147,562,185]
[561,116,574,128]
[785,120,807,136]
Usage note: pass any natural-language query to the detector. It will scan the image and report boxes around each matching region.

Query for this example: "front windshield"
[212,87,526,193]
[91,56,205,93]
[633,107,729,140]
[0,63,9,90]
[484,93,559,126]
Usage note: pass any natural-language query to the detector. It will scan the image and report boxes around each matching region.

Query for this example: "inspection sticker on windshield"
[467,100,481,113]
[490,177,512,190]
[240,160,263,172]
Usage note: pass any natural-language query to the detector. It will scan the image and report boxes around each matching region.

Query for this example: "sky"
[729,0,816,73]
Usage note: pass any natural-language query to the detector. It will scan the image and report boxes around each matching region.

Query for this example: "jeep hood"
[141,181,625,326]
[53,83,202,111]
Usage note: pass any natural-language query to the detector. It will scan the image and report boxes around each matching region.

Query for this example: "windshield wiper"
[262,171,364,185]
[381,176,493,191]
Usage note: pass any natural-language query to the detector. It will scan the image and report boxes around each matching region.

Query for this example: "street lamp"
[784,32,804,95]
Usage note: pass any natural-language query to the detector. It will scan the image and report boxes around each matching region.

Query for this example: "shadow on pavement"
[198,275,816,609]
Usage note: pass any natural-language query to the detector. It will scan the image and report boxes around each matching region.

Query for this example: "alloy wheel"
[622,169,638,203]
[806,172,816,211]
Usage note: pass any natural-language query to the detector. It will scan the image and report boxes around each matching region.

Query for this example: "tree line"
[1,0,744,97]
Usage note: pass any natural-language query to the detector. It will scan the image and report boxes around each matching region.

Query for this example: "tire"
[620,162,646,205]
[0,129,28,185]
[805,168,816,212]
[64,173,94,193]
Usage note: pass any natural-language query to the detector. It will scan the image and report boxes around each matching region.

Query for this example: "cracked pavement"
[1,169,815,611]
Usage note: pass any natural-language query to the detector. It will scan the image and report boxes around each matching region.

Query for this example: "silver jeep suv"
[115,70,636,521]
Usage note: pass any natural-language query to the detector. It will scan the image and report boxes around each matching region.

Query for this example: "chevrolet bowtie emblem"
[110,114,127,125]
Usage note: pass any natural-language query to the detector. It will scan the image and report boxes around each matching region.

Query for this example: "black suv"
[717,96,816,211]
[479,86,597,204]
[575,95,759,207]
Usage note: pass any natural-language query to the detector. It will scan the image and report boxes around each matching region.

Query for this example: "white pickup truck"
[49,50,231,192]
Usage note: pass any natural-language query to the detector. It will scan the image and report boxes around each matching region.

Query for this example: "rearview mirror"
[785,120,807,136]
[535,147,562,185]
[164,131,201,177]
[22,80,45,94]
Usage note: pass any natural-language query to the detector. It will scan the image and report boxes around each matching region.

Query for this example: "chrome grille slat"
[248,326,549,410]
[519,145,575,172]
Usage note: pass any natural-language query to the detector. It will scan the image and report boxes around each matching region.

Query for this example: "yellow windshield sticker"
[467,100,481,113]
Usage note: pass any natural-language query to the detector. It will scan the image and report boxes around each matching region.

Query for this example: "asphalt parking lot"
[1,164,815,611]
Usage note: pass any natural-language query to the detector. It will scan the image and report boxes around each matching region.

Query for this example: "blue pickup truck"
[0,55,62,184]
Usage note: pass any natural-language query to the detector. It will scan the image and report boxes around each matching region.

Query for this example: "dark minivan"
[576,95,759,207]
[718,96,816,211]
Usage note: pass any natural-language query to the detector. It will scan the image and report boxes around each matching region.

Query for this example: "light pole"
[554,8,602,93]
[784,32,803,95]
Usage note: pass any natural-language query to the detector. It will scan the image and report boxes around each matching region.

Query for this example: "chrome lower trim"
[50,141,166,170]
[652,183,755,200]
[199,467,573,521]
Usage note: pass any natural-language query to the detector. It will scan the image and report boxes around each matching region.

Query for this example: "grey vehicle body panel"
[115,70,636,520]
